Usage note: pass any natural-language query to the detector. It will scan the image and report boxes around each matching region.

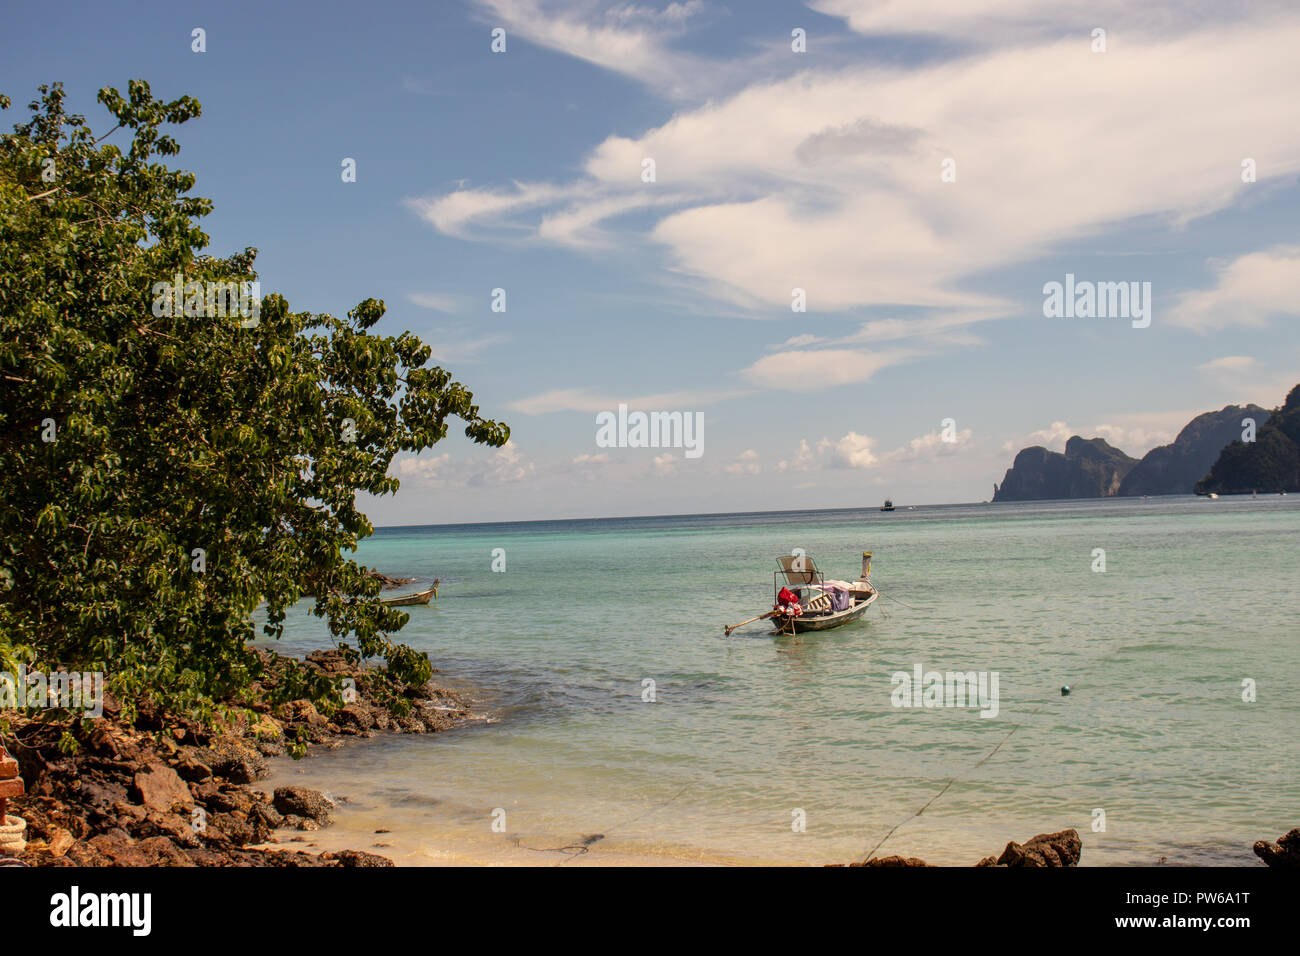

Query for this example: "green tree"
[0,81,508,724]
[1196,385,1300,495]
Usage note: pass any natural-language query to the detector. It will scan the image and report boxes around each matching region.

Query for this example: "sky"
[3,0,1298,524]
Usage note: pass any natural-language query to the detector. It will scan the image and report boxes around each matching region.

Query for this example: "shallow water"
[257,496,1300,865]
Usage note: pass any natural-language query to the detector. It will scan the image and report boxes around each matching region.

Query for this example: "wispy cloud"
[422,8,1300,347]
[1170,245,1300,332]
[473,0,728,99]
[507,385,749,414]
[426,332,509,364]
[394,441,534,487]
[408,292,461,313]
[741,348,914,392]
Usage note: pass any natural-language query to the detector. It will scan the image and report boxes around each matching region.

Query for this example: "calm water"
[257,497,1300,865]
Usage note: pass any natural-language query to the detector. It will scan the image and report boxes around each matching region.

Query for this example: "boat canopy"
[776,553,821,587]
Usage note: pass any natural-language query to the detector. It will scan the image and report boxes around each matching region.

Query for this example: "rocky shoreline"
[832,826,1300,868]
[830,829,1084,867]
[6,644,1296,868]
[4,648,478,867]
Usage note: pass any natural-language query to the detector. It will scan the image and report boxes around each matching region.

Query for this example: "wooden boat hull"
[379,585,436,606]
[774,591,877,633]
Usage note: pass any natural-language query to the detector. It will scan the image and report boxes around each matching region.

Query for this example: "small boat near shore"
[379,579,439,606]
[725,552,879,636]
[881,499,895,511]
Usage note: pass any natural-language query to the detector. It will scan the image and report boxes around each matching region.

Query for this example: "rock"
[281,814,321,832]
[859,855,934,867]
[204,740,268,784]
[335,704,376,732]
[1120,404,1271,496]
[994,437,1138,502]
[272,786,334,825]
[131,762,193,814]
[322,848,394,867]
[1199,385,1300,495]
[1253,828,1300,868]
[992,829,1081,867]
[47,827,75,858]
[363,570,414,591]
[173,750,213,783]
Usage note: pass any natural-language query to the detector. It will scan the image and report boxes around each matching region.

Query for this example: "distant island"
[992,388,1300,501]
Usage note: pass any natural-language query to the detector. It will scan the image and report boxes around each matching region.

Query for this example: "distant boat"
[881,499,895,511]
[1207,493,1219,500]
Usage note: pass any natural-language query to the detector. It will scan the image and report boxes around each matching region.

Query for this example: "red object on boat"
[777,586,799,607]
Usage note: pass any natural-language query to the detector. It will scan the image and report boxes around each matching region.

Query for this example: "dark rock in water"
[1119,404,1270,496]
[335,704,377,732]
[273,786,334,825]
[983,829,1082,867]
[1253,828,1300,867]
[994,437,1137,502]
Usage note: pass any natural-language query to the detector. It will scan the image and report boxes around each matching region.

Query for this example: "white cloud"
[778,425,978,472]
[507,386,748,414]
[1197,356,1257,372]
[1170,245,1300,332]
[808,0,1277,44]
[407,292,460,313]
[778,439,818,473]
[1088,423,1175,456]
[404,181,571,239]
[741,348,911,391]
[1002,421,1073,454]
[421,12,1300,339]
[823,431,878,469]
[473,0,712,99]
[427,333,508,364]
[884,426,973,463]
[395,452,452,482]
[394,441,534,487]
[651,452,679,476]
[724,449,761,475]
[1001,416,1181,457]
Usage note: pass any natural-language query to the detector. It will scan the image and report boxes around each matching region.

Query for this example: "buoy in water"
[1061,685,1071,696]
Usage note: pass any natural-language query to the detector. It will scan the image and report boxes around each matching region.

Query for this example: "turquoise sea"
[257,496,1300,865]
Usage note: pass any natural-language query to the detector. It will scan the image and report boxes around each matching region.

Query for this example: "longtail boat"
[725,552,878,636]
[379,579,439,606]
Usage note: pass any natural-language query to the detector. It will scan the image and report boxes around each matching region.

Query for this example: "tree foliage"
[0,81,508,724]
